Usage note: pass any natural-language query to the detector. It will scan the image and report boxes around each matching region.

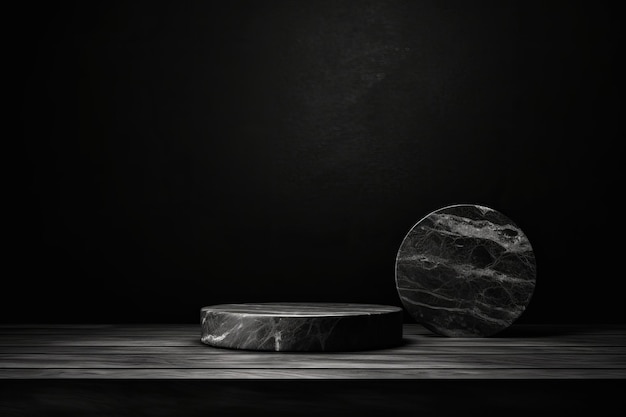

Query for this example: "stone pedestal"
[201,303,403,351]
[395,204,536,337]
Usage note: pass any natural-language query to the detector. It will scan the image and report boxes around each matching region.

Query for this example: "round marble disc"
[201,303,403,351]
[395,204,536,337]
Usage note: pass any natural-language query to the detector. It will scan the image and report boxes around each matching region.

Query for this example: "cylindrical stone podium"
[201,303,403,351]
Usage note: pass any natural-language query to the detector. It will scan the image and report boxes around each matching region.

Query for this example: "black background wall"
[6,0,622,324]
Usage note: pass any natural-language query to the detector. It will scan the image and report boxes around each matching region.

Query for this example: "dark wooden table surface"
[1,323,624,379]
[1,324,625,416]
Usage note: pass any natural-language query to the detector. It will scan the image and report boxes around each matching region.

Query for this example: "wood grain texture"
[2,368,625,379]
[2,334,623,347]
[2,345,624,355]
[0,324,624,379]
[3,353,625,368]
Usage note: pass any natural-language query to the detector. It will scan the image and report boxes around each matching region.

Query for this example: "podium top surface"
[201,303,402,317]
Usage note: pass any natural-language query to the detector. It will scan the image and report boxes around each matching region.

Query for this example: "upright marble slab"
[201,303,403,351]
[395,204,536,337]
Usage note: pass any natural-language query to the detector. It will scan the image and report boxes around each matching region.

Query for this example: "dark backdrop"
[5,0,622,323]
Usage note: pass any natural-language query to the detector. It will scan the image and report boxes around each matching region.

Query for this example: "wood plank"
[1,353,624,369]
[0,327,205,336]
[1,324,624,380]
[2,324,625,335]
[1,368,624,379]
[1,345,623,355]
[404,325,626,336]
[2,334,624,347]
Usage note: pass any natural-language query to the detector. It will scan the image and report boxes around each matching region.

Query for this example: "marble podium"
[395,204,536,337]
[201,303,403,351]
